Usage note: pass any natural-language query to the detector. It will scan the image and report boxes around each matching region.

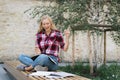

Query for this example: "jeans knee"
[37,54,49,66]
[40,54,48,60]
[18,54,24,61]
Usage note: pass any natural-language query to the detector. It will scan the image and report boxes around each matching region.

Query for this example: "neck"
[45,29,51,35]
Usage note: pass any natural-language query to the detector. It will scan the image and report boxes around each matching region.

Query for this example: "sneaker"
[16,65,26,71]
[34,65,48,71]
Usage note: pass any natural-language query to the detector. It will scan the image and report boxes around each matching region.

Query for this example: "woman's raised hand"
[64,27,70,38]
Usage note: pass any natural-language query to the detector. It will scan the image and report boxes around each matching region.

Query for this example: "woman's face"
[42,18,51,31]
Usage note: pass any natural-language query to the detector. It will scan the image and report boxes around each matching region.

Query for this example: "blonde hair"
[37,15,57,33]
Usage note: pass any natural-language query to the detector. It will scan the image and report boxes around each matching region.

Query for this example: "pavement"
[0,64,12,80]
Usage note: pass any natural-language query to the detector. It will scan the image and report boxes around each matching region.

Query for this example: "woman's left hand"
[63,27,70,51]
[64,27,70,38]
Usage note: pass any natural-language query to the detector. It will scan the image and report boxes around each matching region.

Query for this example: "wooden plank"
[71,24,112,30]
[104,31,106,65]
[87,30,93,74]
[72,31,75,66]
[4,62,32,80]
[3,61,91,80]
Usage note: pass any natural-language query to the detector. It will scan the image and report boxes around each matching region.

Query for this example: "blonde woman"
[17,15,70,71]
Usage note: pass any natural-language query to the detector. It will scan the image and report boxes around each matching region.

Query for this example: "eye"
[42,23,45,26]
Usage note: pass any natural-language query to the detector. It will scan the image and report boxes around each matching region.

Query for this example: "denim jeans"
[18,54,58,71]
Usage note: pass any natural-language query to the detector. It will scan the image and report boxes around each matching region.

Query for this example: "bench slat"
[4,62,33,80]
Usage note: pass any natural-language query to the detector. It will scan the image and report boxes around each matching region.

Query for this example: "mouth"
[44,26,50,31]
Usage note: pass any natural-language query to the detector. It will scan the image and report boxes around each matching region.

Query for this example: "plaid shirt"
[35,30,65,57]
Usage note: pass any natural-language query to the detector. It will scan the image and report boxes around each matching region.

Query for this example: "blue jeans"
[18,54,58,71]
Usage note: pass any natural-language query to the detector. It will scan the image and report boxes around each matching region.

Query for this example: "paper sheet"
[29,71,52,76]
[29,71,75,79]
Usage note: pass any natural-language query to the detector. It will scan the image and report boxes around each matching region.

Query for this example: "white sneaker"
[34,65,48,71]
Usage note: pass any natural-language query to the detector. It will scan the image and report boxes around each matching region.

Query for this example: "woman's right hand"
[35,47,41,54]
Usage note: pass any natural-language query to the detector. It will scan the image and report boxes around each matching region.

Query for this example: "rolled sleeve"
[57,32,65,49]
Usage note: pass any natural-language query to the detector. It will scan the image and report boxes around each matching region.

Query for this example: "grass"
[59,62,120,80]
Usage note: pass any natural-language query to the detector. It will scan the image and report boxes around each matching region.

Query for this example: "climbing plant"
[108,0,120,46]
[25,0,120,45]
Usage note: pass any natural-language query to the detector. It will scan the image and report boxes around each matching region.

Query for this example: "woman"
[17,15,70,71]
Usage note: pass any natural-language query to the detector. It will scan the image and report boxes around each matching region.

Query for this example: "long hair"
[37,15,57,33]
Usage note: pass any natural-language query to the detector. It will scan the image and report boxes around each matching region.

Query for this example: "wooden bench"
[3,61,91,80]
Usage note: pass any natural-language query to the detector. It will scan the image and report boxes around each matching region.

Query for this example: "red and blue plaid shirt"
[35,30,65,57]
